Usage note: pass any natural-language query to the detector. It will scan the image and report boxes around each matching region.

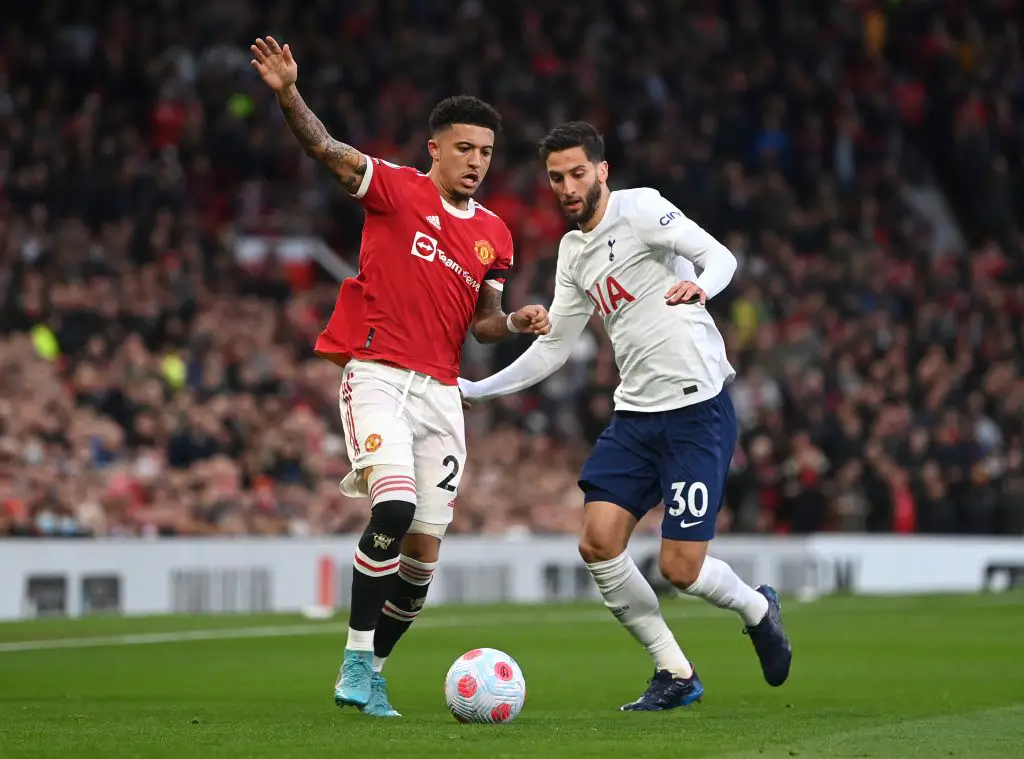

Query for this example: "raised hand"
[250,36,297,93]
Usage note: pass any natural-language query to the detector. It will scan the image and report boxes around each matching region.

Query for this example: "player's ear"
[427,138,441,162]
[597,161,609,184]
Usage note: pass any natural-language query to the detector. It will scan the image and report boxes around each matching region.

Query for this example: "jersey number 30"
[667,481,708,518]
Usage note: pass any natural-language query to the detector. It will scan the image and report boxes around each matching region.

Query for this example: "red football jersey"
[315,156,514,384]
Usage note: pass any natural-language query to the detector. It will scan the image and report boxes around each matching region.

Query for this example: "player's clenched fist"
[665,281,707,306]
[250,36,297,93]
[511,305,551,335]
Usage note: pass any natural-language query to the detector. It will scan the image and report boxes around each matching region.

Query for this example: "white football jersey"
[549,188,736,412]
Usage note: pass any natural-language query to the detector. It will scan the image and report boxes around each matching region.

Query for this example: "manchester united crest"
[364,433,382,452]
[474,239,496,265]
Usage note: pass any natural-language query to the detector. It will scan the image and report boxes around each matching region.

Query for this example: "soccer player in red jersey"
[251,37,550,717]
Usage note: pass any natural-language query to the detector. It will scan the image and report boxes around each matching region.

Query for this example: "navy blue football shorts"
[578,388,738,542]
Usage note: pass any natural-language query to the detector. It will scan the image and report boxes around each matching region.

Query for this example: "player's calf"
[336,465,416,710]
[581,501,694,684]
[373,533,439,671]
[659,536,767,625]
[358,549,436,719]
[662,544,792,687]
[348,498,417,637]
[587,551,694,680]
[666,548,768,628]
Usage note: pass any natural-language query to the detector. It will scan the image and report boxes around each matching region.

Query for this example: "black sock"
[348,500,415,633]
[374,555,436,659]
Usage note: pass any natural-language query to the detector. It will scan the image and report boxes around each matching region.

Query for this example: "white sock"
[588,552,693,678]
[346,627,375,652]
[372,655,387,673]
[683,555,769,626]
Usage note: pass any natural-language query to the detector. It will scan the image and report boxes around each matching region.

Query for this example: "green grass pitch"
[1,594,1022,758]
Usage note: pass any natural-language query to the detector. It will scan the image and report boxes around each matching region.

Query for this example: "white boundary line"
[0,623,348,653]
[1,593,1020,654]
[0,609,617,653]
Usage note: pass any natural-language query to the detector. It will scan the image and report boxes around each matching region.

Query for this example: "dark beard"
[565,179,603,226]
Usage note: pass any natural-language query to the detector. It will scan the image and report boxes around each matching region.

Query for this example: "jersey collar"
[441,196,476,219]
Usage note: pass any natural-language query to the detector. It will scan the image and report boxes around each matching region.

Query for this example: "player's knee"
[578,535,622,564]
[402,525,443,563]
[364,499,417,547]
[658,551,705,590]
[579,500,635,563]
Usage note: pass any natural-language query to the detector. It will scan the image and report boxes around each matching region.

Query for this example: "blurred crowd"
[2,0,1024,538]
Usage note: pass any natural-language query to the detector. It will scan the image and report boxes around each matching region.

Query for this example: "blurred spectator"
[2,1,1024,537]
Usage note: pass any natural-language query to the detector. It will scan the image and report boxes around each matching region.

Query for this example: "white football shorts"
[337,359,466,528]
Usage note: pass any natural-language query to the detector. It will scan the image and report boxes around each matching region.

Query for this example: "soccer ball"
[443,648,526,724]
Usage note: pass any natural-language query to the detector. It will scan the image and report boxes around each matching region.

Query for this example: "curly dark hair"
[538,121,605,162]
[428,95,502,135]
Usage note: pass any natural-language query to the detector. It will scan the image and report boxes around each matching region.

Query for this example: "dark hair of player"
[538,121,606,163]
[428,95,503,135]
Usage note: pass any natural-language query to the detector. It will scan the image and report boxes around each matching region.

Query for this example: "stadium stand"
[2,0,1024,538]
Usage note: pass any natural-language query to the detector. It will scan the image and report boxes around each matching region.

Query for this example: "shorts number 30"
[667,481,708,519]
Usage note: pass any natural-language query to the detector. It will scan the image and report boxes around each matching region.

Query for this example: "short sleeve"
[550,240,595,318]
[353,155,417,215]
[483,228,515,292]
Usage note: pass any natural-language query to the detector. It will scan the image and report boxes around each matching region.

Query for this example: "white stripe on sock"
[353,547,400,577]
[381,600,420,622]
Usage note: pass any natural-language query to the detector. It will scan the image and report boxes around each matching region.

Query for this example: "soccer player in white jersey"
[459,122,792,711]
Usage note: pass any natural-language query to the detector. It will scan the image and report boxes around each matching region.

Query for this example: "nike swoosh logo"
[679,520,704,529]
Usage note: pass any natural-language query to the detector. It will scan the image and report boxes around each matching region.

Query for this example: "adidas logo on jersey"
[426,214,441,231]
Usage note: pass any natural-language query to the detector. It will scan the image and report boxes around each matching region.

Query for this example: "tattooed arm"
[250,36,366,195]
[470,285,511,343]
[276,85,366,195]
[470,285,552,343]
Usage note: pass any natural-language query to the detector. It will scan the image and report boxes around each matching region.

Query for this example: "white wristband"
[506,312,520,334]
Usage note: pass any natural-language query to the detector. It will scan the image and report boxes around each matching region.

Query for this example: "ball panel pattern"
[444,648,526,724]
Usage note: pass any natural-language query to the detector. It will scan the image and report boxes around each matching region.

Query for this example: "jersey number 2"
[437,455,460,492]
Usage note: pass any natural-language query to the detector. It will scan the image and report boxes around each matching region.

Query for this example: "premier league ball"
[443,648,526,724]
